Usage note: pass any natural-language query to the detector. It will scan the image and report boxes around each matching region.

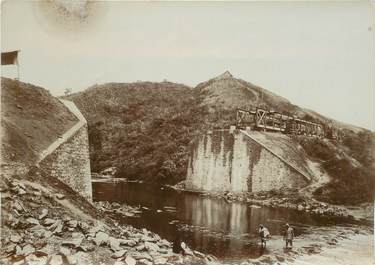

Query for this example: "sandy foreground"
[208,226,374,265]
[291,233,374,265]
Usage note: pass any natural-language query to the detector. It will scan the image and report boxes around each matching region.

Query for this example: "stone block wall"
[40,124,92,200]
[186,130,309,193]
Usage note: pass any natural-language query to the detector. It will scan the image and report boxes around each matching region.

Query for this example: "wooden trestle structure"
[236,108,327,138]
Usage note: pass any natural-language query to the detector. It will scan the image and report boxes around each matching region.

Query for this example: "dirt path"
[299,160,329,197]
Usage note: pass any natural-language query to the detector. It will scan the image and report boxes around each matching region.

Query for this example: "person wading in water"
[258,224,270,248]
[283,223,294,249]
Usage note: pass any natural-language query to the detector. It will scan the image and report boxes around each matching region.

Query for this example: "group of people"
[258,223,294,249]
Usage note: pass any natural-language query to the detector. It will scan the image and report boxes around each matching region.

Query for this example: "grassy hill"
[68,72,375,204]
[1,78,78,166]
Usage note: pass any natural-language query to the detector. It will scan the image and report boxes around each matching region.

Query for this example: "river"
[92,181,360,261]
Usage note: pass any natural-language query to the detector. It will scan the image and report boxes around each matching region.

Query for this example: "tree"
[64,88,72,96]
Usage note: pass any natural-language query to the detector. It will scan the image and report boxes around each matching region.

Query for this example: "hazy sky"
[1,1,375,130]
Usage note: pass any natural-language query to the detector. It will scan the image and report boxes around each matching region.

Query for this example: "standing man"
[284,223,294,248]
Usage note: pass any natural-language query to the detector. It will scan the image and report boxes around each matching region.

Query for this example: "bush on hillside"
[298,135,375,204]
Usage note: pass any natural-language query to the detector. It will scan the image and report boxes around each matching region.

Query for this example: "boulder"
[59,246,71,257]
[38,209,48,220]
[88,225,104,235]
[66,254,78,265]
[78,221,90,233]
[125,256,136,265]
[139,259,153,265]
[76,243,95,253]
[158,248,168,254]
[36,245,54,256]
[21,244,36,256]
[26,218,40,226]
[55,194,65,200]
[43,218,56,226]
[15,245,23,256]
[33,189,42,196]
[109,237,121,252]
[193,250,205,259]
[66,220,78,228]
[135,244,146,251]
[24,254,48,265]
[51,221,63,234]
[205,254,217,262]
[4,243,16,254]
[142,235,157,242]
[65,251,91,265]
[17,187,27,195]
[62,233,84,248]
[10,234,22,243]
[129,252,153,261]
[154,257,168,264]
[181,242,194,256]
[30,227,47,238]
[49,255,63,265]
[119,239,137,247]
[145,241,160,252]
[111,249,127,259]
[13,201,25,212]
[94,231,109,246]
[158,239,171,247]
[43,230,53,238]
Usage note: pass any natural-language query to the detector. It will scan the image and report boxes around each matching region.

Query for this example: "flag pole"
[16,52,20,80]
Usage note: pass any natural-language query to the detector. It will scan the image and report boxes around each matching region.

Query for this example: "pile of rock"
[170,181,185,191]
[94,201,142,218]
[246,196,348,217]
[199,190,350,219]
[1,177,211,265]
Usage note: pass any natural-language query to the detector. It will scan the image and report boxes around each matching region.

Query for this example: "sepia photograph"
[1,1,374,265]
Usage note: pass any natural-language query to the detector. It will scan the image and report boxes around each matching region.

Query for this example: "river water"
[92,182,355,261]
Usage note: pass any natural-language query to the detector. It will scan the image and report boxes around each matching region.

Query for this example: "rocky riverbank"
[170,182,373,223]
[0,171,212,265]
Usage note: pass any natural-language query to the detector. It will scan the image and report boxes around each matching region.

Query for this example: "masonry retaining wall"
[39,124,92,200]
[185,130,310,193]
[38,100,92,201]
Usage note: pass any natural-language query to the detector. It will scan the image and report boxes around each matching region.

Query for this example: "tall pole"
[15,52,20,80]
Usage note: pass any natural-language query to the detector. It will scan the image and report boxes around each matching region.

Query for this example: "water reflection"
[93,182,352,260]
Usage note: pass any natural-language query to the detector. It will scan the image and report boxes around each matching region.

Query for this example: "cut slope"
[242,131,314,181]
[1,77,78,165]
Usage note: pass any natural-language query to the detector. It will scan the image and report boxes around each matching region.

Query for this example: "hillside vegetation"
[68,81,210,183]
[68,72,374,204]
[297,131,375,204]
